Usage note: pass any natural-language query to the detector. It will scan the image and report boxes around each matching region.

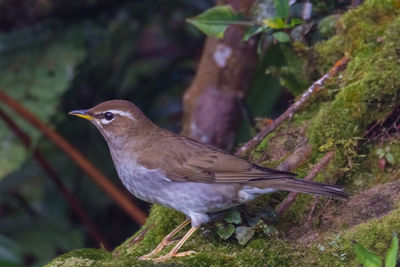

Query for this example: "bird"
[69,100,347,262]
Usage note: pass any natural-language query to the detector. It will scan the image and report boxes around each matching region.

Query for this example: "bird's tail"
[252,178,347,199]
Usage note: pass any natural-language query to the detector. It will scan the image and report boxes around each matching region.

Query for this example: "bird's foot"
[138,239,180,260]
[138,247,163,260]
[154,250,196,263]
[139,219,192,261]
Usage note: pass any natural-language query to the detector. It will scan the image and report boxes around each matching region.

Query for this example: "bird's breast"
[108,148,255,223]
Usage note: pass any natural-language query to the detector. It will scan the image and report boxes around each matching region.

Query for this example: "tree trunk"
[181,0,258,151]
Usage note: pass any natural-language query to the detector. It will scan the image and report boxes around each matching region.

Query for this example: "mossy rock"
[46,1,400,266]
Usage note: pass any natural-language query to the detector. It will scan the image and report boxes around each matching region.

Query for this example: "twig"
[304,196,319,230]
[276,143,312,172]
[276,151,335,215]
[0,91,147,225]
[235,56,349,157]
[364,105,400,141]
[0,107,111,250]
[129,223,154,245]
[113,223,155,257]
[315,198,332,223]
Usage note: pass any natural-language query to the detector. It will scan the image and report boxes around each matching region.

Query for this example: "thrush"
[69,100,346,262]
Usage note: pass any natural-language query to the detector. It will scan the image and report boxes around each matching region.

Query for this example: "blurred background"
[0,0,352,266]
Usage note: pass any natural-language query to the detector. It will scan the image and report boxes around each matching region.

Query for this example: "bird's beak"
[68,109,94,121]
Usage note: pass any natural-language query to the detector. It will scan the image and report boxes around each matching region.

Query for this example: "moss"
[316,0,400,71]
[304,207,400,266]
[278,44,310,96]
[315,35,347,72]
[44,248,111,267]
[309,3,400,173]
[47,1,400,266]
[348,140,400,191]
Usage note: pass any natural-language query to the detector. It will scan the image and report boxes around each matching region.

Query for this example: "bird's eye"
[104,112,114,121]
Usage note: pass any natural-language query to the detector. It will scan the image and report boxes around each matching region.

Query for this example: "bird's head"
[69,100,153,147]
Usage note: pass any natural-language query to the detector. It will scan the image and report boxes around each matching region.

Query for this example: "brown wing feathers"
[138,133,346,199]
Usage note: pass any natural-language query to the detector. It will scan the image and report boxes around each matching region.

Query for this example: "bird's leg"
[139,219,191,260]
[154,226,199,262]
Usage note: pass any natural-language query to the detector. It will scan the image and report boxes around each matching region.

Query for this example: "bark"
[181,0,258,151]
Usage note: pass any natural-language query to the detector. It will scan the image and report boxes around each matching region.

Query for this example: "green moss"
[315,35,346,72]
[389,141,400,165]
[348,140,400,191]
[278,44,310,96]
[305,208,400,266]
[316,0,400,71]
[309,3,400,173]
[44,248,111,267]
[251,136,271,160]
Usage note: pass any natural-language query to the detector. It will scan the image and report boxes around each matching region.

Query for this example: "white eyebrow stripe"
[107,109,136,121]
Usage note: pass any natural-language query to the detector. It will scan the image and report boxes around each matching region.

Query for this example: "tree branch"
[276,143,313,172]
[304,196,320,230]
[236,56,349,157]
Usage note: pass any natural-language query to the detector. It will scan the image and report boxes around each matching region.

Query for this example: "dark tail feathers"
[253,178,347,199]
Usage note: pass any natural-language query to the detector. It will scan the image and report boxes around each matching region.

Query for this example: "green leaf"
[385,153,395,165]
[290,18,303,27]
[217,224,235,240]
[187,5,243,38]
[263,225,278,236]
[273,31,290,42]
[257,33,266,55]
[224,210,242,224]
[243,26,269,42]
[385,231,398,267]
[376,148,385,158]
[235,226,255,245]
[353,241,383,267]
[274,0,290,19]
[0,23,86,180]
[263,17,286,29]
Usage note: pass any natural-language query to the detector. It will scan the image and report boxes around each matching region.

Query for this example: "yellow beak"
[68,109,94,120]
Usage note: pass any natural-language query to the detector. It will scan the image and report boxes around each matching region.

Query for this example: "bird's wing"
[137,133,295,184]
[137,133,347,199]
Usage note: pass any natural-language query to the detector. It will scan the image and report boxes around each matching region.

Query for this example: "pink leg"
[139,219,191,260]
[154,226,199,262]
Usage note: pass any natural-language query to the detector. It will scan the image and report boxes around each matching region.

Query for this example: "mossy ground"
[46,1,400,266]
